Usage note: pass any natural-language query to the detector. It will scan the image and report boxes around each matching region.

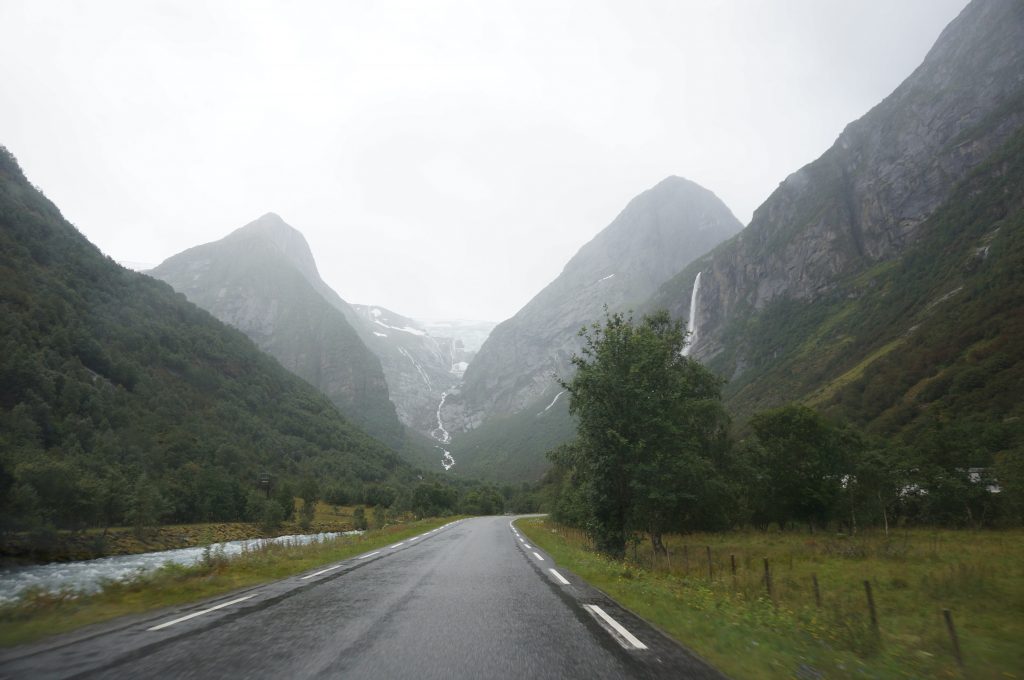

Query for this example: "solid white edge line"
[147,595,254,631]
[549,568,570,585]
[583,604,648,650]
[358,551,381,559]
[301,564,342,580]
[532,551,545,561]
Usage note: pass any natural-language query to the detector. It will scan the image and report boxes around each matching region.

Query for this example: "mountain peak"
[224,213,321,283]
[231,212,301,240]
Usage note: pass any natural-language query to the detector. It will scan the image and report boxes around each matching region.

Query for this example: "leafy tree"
[545,443,589,527]
[370,505,384,530]
[126,474,165,538]
[747,405,847,531]
[258,498,286,533]
[273,481,296,522]
[298,477,319,530]
[994,447,1024,524]
[352,506,368,530]
[560,309,729,557]
[410,482,458,517]
[323,485,350,507]
[363,484,397,508]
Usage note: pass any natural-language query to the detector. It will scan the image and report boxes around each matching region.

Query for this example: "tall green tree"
[747,405,848,531]
[560,310,729,557]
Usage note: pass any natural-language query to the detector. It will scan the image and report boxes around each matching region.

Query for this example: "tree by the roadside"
[559,309,730,558]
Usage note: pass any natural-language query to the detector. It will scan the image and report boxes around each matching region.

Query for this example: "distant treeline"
[541,310,1023,558]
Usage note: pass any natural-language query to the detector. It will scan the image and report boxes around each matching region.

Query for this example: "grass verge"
[517,518,1024,679]
[0,516,461,647]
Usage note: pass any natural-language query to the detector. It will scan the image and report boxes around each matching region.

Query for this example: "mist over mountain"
[648,0,1024,439]
[150,214,404,447]
[444,176,743,479]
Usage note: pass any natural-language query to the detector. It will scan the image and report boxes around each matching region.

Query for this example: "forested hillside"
[0,147,411,533]
[808,127,1024,453]
[150,214,404,447]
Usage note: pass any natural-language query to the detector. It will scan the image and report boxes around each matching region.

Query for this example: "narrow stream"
[0,529,360,604]
[431,390,456,470]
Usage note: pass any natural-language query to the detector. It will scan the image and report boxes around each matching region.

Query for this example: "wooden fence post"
[706,546,713,579]
[943,609,964,668]
[864,580,878,633]
[812,573,821,608]
[763,557,773,599]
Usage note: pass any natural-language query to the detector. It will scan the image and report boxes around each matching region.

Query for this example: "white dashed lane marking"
[358,551,381,559]
[301,564,342,580]
[549,569,570,585]
[583,604,648,650]
[147,596,255,632]
[532,552,545,561]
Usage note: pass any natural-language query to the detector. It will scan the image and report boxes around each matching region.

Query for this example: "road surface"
[0,516,723,679]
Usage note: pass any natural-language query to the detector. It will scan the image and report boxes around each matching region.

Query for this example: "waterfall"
[682,272,702,357]
[431,391,455,470]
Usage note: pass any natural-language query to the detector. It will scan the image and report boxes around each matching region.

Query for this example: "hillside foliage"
[0,147,531,549]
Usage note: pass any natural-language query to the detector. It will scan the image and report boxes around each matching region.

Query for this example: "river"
[0,529,361,604]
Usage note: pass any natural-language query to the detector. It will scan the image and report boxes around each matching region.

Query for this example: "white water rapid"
[682,272,702,357]
[431,391,456,471]
[0,530,361,604]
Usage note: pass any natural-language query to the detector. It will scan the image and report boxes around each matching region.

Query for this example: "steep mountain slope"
[0,147,409,531]
[150,215,404,447]
[809,127,1024,447]
[349,304,473,436]
[444,176,742,479]
[649,0,1024,430]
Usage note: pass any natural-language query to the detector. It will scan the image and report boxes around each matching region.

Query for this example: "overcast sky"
[1,0,968,321]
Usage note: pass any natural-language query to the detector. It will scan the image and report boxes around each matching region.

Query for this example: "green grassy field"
[0,515,459,647]
[517,518,1024,679]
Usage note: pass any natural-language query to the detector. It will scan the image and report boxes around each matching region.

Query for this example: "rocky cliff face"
[149,214,404,446]
[349,304,479,435]
[445,176,743,433]
[653,0,1024,378]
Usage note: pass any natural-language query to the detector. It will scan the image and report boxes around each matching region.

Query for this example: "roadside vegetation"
[0,515,461,647]
[536,309,1022,677]
[519,518,1024,678]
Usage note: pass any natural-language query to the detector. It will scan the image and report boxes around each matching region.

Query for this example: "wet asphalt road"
[0,516,724,679]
